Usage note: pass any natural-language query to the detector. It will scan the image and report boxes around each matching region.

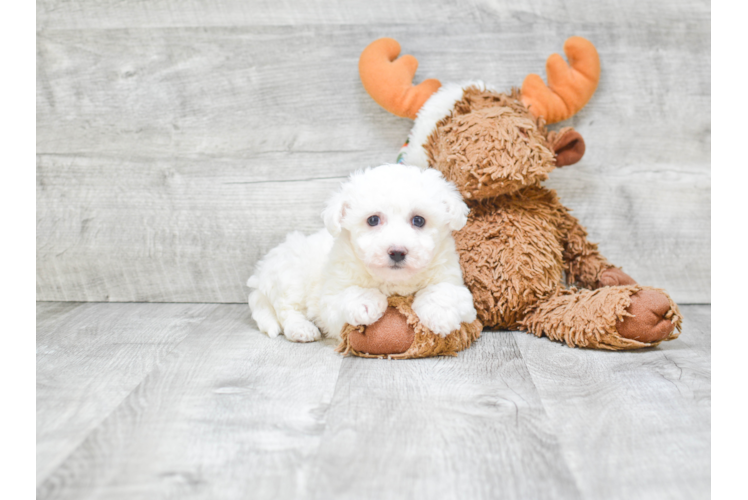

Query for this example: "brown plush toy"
[336,295,482,359]
[342,36,681,357]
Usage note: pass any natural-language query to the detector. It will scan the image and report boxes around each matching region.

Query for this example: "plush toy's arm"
[558,210,636,289]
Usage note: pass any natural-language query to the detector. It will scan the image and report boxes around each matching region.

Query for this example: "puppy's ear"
[322,191,349,237]
[443,187,469,230]
[424,168,469,230]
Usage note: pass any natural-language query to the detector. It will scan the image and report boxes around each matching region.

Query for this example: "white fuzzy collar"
[398,80,494,168]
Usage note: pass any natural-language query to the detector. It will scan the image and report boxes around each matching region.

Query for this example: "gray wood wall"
[37,0,711,304]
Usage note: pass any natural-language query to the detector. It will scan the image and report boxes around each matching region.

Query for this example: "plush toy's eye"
[367,215,380,227]
[412,215,426,228]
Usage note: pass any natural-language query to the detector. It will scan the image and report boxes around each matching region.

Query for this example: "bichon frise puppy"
[247,164,477,343]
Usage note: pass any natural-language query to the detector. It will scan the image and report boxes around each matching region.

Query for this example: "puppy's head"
[323,164,468,283]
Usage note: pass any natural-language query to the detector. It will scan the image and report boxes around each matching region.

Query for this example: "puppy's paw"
[283,317,322,343]
[413,283,477,336]
[343,287,388,326]
[413,301,462,336]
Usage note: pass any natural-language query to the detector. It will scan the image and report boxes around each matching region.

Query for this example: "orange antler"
[359,38,442,120]
[521,37,601,124]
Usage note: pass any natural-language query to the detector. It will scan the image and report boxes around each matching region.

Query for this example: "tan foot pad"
[616,290,676,343]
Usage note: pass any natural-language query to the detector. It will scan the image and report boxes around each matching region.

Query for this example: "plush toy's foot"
[616,290,675,343]
[522,285,681,350]
[594,270,676,344]
[348,307,415,355]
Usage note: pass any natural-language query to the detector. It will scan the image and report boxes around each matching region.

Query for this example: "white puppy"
[247,164,477,343]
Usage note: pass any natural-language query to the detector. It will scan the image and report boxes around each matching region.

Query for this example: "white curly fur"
[247,164,477,342]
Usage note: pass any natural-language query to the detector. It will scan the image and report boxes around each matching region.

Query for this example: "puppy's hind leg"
[249,290,321,342]
[248,289,282,338]
[276,309,322,343]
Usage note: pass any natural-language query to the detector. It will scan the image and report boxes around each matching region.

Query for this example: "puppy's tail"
[247,278,282,338]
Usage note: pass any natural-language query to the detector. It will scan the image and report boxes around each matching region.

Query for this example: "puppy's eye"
[412,215,426,228]
[367,215,380,227]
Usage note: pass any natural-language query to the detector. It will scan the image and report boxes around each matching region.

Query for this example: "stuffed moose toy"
[336,36,681,358]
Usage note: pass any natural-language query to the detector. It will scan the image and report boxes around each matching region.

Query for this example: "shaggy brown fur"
[423,86,682,349]
[336,295,482,359]
[453,185,611,329]
[426,88,556,200]
[522,286,681,350]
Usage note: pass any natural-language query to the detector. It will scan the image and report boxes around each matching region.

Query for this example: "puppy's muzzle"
[388,248,408,263]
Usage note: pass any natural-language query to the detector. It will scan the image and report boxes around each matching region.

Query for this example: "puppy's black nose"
[388,249,407,263]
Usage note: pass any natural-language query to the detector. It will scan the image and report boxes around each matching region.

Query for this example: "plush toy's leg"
[560,214,617,289]
[557,209,645,290]
[521,285,681,350]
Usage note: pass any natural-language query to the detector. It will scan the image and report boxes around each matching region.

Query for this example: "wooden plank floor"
[37,302,710,500]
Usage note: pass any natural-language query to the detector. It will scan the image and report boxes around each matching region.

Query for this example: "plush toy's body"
[344,37,681,356]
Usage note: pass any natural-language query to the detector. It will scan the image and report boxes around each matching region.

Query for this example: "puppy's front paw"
[343,287,388,326]
[283,317,322,343]
[413,300,462,336]
[412,283,477,336]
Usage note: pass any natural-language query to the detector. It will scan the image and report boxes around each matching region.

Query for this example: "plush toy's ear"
[548,127,586,167]
[322,191,349,237]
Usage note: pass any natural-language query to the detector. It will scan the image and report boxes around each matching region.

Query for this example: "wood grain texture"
[307,333,581,500]
[36,302,710,499]
[36,302,219,483]
[37,7,710,303]
[37,303,343,500]
[512,306,711,500]
[37,0,710,29]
